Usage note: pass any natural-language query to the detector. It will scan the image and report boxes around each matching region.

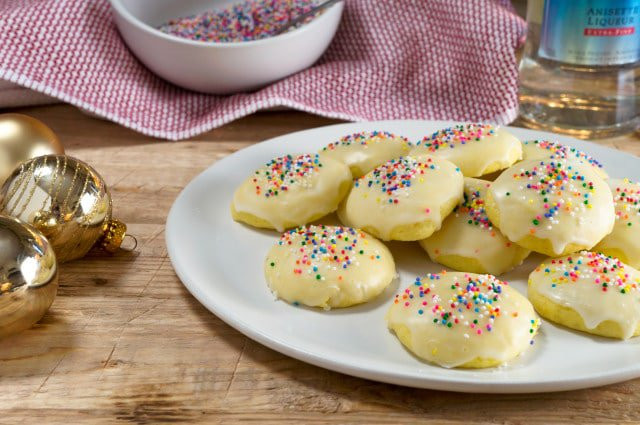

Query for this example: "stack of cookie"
[230,125,640,369]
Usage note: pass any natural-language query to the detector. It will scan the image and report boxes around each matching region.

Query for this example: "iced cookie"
[264,225,396,309]
[594,178,640,268]
[485,159,615,257]
[320,131,412,178]
[231,153,352,231]
[420,178,530,275]
[528,252,640,339]
[521,139,608,179]
[337,156,463,241]
[386,272,540,368]
[410,124,522,177]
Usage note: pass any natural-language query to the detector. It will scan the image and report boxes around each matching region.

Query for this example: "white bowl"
[110,0,343,94]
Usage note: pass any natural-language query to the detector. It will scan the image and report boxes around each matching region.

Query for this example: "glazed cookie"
[231,153,352,231]
[320,131,412,178]
[410,124,522,177]
[264,225,396,309]
[337,156,463,241]
[594,178,640,268]
[386,272,540,368]
[528,252,640,339]
[420,178,530,275]
[485,158,615,257]
[521,139,608,179]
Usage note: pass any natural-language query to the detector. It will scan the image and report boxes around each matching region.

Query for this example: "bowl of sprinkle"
[110,0,343,94]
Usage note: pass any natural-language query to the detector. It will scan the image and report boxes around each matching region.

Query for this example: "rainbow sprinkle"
[416,124,496,152]
[612,179,640,228]
[354,156,455,205]
[535,252,640,294]
[509,160,594,234]
[523,140,605,170]
[393,272,539,337]
[455,184,493,231]
[253,153,322,197]
[321,131,411,151]
[274,225,381,280]
[157,0,320,43]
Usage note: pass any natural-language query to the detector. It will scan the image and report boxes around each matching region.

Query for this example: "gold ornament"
[0,113,65,186]
[0,215,58,338]
[0,155,128,263]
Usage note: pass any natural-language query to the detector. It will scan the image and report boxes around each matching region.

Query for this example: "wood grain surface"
[1,104,639,424]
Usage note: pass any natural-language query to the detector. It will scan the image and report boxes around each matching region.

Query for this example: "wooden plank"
[0,104,639,424]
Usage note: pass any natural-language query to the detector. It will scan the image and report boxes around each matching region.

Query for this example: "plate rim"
[166,119,640,393]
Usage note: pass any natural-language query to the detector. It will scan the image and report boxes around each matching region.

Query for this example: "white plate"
[166,120,640,393]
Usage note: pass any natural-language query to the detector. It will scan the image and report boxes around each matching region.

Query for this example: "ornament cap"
[100,219,127,253]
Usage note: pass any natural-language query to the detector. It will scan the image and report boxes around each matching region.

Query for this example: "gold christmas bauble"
[0,114,65,186]
[0,215,58,339]
[0,155,126,263]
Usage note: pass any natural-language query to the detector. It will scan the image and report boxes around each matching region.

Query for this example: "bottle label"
[539,0,640,65]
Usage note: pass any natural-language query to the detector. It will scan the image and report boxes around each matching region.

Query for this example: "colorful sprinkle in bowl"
[109,0,343,94]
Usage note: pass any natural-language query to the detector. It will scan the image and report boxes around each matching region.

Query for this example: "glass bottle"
[518,0,640,139]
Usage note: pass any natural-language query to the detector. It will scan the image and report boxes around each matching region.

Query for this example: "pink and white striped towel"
[0,0,525,140]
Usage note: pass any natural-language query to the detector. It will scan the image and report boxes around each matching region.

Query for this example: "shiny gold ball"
[0,114,65,187]
[0,155,112,263]
[0,215,58,339]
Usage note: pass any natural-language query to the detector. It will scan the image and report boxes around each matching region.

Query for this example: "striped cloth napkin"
[0,0,525,140]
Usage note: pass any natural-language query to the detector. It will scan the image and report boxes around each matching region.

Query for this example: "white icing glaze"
[420,178,529,275]
[264,225,396,309]
[488,158,615,255]
[386,272,540,368]
[232,153,352,231]
[521,139,608,179]
[337,156,463,241]
[410,124,522,177]
[594,178,640,268]
[320,131,412,177]
[528,252,640,339]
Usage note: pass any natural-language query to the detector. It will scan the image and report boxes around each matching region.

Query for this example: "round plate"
[166,120,640,393]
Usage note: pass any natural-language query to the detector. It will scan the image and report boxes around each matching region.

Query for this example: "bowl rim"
[109,0,344,49]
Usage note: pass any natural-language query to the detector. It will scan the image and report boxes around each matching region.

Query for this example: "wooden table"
[1,104,639,424]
